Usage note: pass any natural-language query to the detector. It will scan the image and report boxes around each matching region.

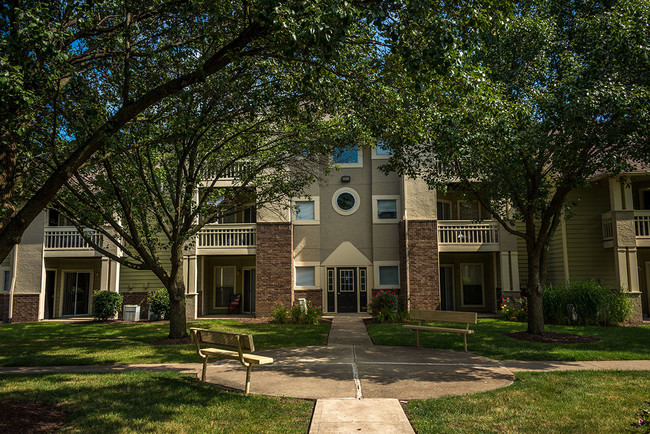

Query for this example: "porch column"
[185,255,198,320]
[109,260,120,292]
[510,252,520,292]
[100,257,110,292]
[499,252,511,292]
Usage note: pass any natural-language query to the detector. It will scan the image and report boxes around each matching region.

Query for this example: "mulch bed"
[0,401,66,434]
[505,331,600,344]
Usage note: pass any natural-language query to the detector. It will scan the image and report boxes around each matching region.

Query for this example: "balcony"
[44,227,103,257]
[201,161,252,185]
[601,211,650,248]
[196,224,256,255]
[438,220,500,252]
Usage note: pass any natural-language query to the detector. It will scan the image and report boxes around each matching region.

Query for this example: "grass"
[367,318,650,360]
[407,370,650,433]
[0,372,313,433]
[0,319,330,367]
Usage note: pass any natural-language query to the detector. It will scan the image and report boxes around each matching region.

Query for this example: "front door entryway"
[242,268,256,313]
[440,265,454,310]
[62,271,91,316]
[337,268,357,313]
[44,270,56,319]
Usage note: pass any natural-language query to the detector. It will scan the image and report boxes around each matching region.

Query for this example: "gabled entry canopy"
[322,242,372,266]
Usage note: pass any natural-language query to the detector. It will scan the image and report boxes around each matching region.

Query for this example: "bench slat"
[191,327,255,352]
[410,309,477,324]
[202,348,273,365]
[403,325,474,334]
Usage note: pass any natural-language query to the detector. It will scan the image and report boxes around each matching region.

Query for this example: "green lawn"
[407,370,650,433]
[367,318,650,360]
[0,320,330,367]
[0,372,313,433]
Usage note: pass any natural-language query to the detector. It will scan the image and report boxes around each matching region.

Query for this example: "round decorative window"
[332,188,360,215]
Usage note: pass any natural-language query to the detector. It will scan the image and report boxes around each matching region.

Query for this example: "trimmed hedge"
[92,291,123,320]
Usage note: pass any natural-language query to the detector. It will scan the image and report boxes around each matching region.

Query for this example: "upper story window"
[293,197,319,224]
[333,146,362,167]
[373,195,399,223]
[47,209,73,227]
[458,200,480,220]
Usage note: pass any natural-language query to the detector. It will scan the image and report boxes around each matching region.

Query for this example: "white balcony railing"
[196,224,256,249]
[635,211,650,239]
[44,227,102,250]
[438,221,500,249]
[602,212,614,242]
[203,161,251,181]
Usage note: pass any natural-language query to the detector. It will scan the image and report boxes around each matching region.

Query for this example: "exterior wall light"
[341,175,351,183]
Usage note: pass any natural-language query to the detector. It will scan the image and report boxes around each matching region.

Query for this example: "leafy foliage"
[92,291,124,321]
[369,289,405,323]
[543,281,632,326]
[498,296,528,322]
[148,289,171,320]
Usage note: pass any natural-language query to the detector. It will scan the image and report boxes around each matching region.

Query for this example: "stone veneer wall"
[0,294,9,322]
[12,294,40,323]
[399,220,440,311]
[119,292,149,320]
[256,223,293,317]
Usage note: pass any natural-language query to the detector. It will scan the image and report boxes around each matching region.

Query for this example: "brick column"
[399,220,440,311]
[0,294,9,322]
[256,222,293,317]
[11,294,40,323]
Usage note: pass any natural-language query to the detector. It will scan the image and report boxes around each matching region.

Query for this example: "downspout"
[401,180,410,311]
[8,245,18,322]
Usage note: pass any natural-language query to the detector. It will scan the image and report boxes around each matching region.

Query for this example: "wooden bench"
[190,327,273,395]
[403,310,477,352]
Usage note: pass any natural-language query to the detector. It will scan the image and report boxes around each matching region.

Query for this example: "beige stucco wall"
[14,211,45,295]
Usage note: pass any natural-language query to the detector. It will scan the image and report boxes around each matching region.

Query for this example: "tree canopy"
[377,0,650,334]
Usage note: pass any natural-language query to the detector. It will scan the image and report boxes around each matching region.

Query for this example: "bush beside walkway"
[367,318,650,361]
[0,320,330,367]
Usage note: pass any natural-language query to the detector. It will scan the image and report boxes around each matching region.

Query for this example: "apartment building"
[0,145,523,322]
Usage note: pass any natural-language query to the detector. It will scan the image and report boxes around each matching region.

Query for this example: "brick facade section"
[12,294,40,323]
[119,292,149,320]
[256,223,293,317]
[294,289,323,308]
[0,294,9,322]
[399,220,440,311]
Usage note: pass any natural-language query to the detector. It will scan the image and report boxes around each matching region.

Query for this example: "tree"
[53,48,372,337]
[0,0,392,263]
[378,0,650,334]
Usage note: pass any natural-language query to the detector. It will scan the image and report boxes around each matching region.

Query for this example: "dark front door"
[243,268,256,313]
[336,268,357,313]
[45,270,56,319]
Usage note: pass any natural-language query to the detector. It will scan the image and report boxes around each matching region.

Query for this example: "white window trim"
[460,263,485,308]
[213,266,237,309]
[294,262,321,290]
[374,261,400,289]
[1,267,10,292]
[457,200,481,221]
[291,196,320,225]
[371,142,392,160]
[372,195,400,224]
[332,187,361,216]
[333,147,363,168]
[437,199,452,220]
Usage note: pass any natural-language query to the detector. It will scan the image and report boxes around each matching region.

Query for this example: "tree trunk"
[526,249,545,335]
[167,270,187,339]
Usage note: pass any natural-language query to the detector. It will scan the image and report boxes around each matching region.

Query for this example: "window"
[437,201,452,220]
[377,200,397,219]
[376,140,391,155]
[332,188,360,215]
[378,266,399,286]
[333,146,359,164]
[359,268,367,292]
[295,201,315,221]
[461,264,484,306]
[327,268,335,292]
[2,270,10,291]
[458,201,480,220]
[243,206,257,223]
[295,266,315,287]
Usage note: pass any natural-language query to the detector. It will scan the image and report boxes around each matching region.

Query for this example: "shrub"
[303,302,323,325]
[291,304,304,323]
[370,290,403,323]
[633,401,650,432]
[498,296,527,322]
[542,280,632,326]
[148,288,171,320]
[92,291,123,321]
[271,302,291,324]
